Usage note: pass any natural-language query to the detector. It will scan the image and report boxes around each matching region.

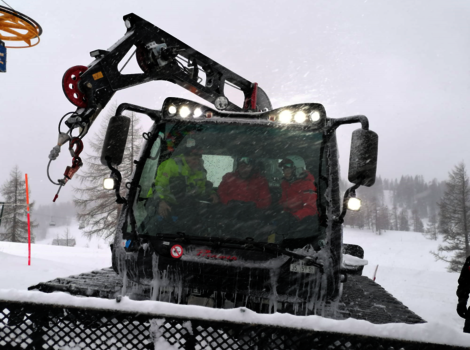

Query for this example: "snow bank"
[344,228,464,336]
[0,240,110,290]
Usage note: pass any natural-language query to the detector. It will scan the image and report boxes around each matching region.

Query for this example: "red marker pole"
[25,174,31,266]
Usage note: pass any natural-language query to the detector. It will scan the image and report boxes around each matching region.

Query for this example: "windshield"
[133,121,326,248]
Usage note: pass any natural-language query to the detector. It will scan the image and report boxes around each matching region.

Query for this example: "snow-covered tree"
[64,227,74,246]
[432,162,470,272]
[412,207,424,233]
[424,207,439,240]
[398,209,409,231]
[374,204,391,235]
[0,166,36,243]
[391,205,399,231]
[74,105,142,239]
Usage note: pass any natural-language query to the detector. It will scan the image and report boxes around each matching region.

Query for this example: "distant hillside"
[341,175,446,235]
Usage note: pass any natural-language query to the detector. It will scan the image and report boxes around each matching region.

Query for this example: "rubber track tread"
[342,275,426,324]
[28,268,425,324]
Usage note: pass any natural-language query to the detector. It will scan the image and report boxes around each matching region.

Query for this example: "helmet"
[278,158,295,170]
[181,137,203,157]
[238,157,255,166]
[279,156,306,177]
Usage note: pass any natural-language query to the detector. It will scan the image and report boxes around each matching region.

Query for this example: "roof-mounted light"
[179,106,191,118]
[294,111,307,123]
[215,96,229,110]
[194,108,203,118]
[279,110,292,124]
[168,105,177,116]
[310,111,321,122]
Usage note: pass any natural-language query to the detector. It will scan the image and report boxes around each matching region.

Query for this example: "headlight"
[179,106,191,118]
[279,110,292,124]
[103,178,116,190]
[168,105,177,115]
[294,111,307,123]
[193,108,203,118]
[310,110,321,122]
[347,197,362,211]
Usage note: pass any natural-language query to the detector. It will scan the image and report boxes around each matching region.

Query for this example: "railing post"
[30,306,48,350]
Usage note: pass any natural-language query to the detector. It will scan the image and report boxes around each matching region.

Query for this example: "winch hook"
[52,137,84,202]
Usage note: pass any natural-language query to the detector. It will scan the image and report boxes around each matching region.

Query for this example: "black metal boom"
[69,13,272,132]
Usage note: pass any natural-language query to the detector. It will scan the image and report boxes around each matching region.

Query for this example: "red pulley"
[136,46,150,73]
[62,65,88,108]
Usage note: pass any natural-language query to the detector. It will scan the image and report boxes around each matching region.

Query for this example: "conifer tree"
[432,162,470,272]
[391,205,399,230]
[412,207,424,233]
[74,106,142,239]
[378,205,391,232]
[0,166,36,243]
[424,206,439,240]
[398,209,409,231]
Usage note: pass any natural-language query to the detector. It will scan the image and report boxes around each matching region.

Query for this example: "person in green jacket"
[148,147,218,219]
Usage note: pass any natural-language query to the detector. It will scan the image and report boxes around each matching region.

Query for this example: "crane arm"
[49,13,272,200]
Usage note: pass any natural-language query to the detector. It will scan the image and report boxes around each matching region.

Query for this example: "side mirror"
[348,129,378,187]
[100,116,131,166]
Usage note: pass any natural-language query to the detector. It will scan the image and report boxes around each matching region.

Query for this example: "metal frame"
[0,297,464,350]
[67,13,272,135]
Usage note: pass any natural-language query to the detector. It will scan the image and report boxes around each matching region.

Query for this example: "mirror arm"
[105,156,127,204]
[116,103,161,121]
[337,182,361,224]
[327,115,369,134]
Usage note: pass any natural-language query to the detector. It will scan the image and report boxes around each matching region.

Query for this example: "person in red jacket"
[278,157,323,249]
[279,158,317,219]
[218,157,271,209]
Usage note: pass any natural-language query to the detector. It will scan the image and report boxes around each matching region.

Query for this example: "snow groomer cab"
[106,95,378,316]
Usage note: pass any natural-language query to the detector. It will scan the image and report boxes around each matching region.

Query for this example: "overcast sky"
[1,0,470,205]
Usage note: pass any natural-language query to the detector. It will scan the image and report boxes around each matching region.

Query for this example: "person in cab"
[216,157,272,238]
[278,157,317,220]
[217,157,271,209]
[278,157,323,249]
[148,145,218,220]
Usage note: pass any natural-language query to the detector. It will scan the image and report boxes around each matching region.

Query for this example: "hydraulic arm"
[48,13,272,201]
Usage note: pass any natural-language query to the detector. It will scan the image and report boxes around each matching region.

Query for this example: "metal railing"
[0,297,466,350]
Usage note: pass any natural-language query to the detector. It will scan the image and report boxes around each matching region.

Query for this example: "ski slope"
[0,225,469,346]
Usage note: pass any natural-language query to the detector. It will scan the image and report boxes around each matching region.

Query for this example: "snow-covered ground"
[0,224,469,347]
[0,222,111,290]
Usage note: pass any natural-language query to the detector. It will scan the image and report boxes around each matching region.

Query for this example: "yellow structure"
[0,5,42,48]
